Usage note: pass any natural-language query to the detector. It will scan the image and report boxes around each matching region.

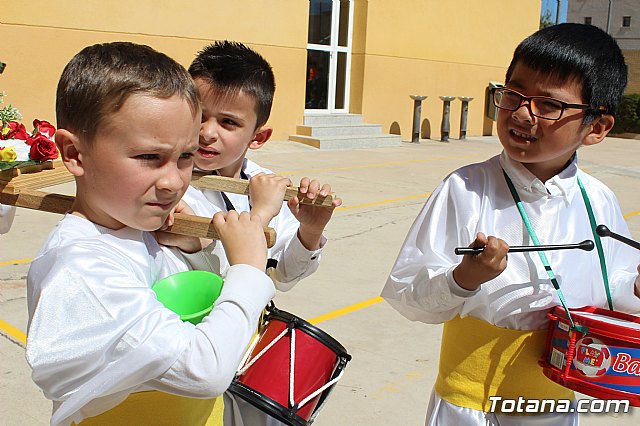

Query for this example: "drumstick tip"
[580,240,595,251]
[596,224,610,237]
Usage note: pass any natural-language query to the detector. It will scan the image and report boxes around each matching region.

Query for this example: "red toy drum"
[228,305,352,426]
[540,306,640,406]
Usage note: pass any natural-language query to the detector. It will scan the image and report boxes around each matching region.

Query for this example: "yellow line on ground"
[278,155,476,175]
[0,320,26,344]
[337,193,431,211]
[624,210,640,219]
[308,296,384,325]
[0,258,33,266]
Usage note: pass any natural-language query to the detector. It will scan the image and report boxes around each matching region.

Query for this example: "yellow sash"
[77,392,223,425]
[435,315,574,413]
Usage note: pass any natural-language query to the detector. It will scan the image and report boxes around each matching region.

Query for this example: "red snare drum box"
[540,306,640,406]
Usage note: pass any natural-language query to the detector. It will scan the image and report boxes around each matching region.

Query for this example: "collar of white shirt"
[498,150,579,201]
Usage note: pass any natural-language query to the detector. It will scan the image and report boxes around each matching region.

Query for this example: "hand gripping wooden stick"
[190,173,337,207]
[0,189,277,248]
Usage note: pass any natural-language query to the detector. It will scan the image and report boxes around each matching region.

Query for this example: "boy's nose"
[511,101,536,123]
[157,166,186,193]
[200,119,218,143]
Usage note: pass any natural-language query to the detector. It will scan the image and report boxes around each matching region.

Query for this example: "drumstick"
[190,173,337,207]
[596,224,640,251]
[0,189,277,248]
[455,240,595,255]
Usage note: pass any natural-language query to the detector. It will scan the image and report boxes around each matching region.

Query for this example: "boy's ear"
[55,129,85,177]
[582,115,615,147]
[248,125,273,150]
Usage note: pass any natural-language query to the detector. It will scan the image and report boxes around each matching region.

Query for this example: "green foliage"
[611,94,640,134]
[0,92,23,125]
[540,10,554,29]
[0,160,42,171]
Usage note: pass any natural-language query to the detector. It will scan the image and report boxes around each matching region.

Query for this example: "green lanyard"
[503,170,612,331]
[577,175,613,310]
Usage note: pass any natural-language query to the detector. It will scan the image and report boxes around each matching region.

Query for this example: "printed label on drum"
[611,352,640,376]
[573,337,611,377]
[551,348,565,370]
[558,321,570,332]
[570,336,640,395]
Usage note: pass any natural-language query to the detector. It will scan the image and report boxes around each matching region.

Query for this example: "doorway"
[305,0,353,113]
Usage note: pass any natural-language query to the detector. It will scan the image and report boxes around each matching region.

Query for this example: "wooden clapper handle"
[0,189,277,248]
[191,173,337,207]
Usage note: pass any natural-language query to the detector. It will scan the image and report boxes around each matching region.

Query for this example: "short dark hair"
[505,23,627,123]
[56,42,199,143]
[189,41,275,128]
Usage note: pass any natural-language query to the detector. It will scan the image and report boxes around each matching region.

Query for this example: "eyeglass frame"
[492,87,606,121]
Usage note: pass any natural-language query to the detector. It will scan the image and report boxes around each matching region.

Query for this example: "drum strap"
[74,391,223,425]
[219,170,251,212]
[577,176,613,310]
[435,315,574,413]
[219,169,279,272]
[503,171,600,332]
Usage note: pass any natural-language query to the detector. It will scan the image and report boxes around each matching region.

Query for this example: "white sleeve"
[149,264,275,396]
[27,244,275,409]
[597,190,640,314]
[0,204,16,234]
[381,176,477,323]
[267,203,324,291]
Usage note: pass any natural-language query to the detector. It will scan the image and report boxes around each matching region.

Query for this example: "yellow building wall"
[624,50,640,94]
[0,0,308,140]
[1,0,541,141]
[352,0,541,140]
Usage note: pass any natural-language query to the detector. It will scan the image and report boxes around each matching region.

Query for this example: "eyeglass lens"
[495,89,564,120]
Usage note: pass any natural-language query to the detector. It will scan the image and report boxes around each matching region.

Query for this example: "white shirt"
[0,203,16,234]
[26,214,275,426]
[381,152,640,425]
[182,158,325,291]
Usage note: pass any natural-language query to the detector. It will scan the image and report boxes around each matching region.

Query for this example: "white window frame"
[305,0,354,114]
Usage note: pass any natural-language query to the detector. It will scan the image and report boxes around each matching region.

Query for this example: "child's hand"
[634,265,640,298]
[154,201,213,253]
[452,232,509,291]
[213,210,267,271]
[249,172,292,227]
[288,177,342,250]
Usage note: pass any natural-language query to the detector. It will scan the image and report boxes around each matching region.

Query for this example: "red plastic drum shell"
[541,305,640,406]
[548,305,640,345]
[235,318,340,421]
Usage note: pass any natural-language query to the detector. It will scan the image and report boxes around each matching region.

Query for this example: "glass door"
[305,0,353,113]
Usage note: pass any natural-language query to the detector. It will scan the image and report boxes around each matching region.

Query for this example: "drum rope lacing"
[503,171,612,333]
[236,320,346,411]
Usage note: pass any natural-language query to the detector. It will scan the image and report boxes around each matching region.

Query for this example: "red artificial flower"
[28,134,59,161]
[32,119,56,138]
[2,121,29,140]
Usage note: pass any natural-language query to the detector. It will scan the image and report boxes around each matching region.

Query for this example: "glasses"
[492,87,596,121]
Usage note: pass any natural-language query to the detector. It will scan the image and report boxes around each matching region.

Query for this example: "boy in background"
[183,41,341,291]
[182,40,342,426]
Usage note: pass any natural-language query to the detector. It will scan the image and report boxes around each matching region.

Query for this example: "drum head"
[266,307,351,360]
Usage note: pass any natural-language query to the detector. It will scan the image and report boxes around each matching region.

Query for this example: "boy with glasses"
[382,23,640,425]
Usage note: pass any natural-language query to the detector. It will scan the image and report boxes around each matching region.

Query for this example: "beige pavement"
[1,135,639,425]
